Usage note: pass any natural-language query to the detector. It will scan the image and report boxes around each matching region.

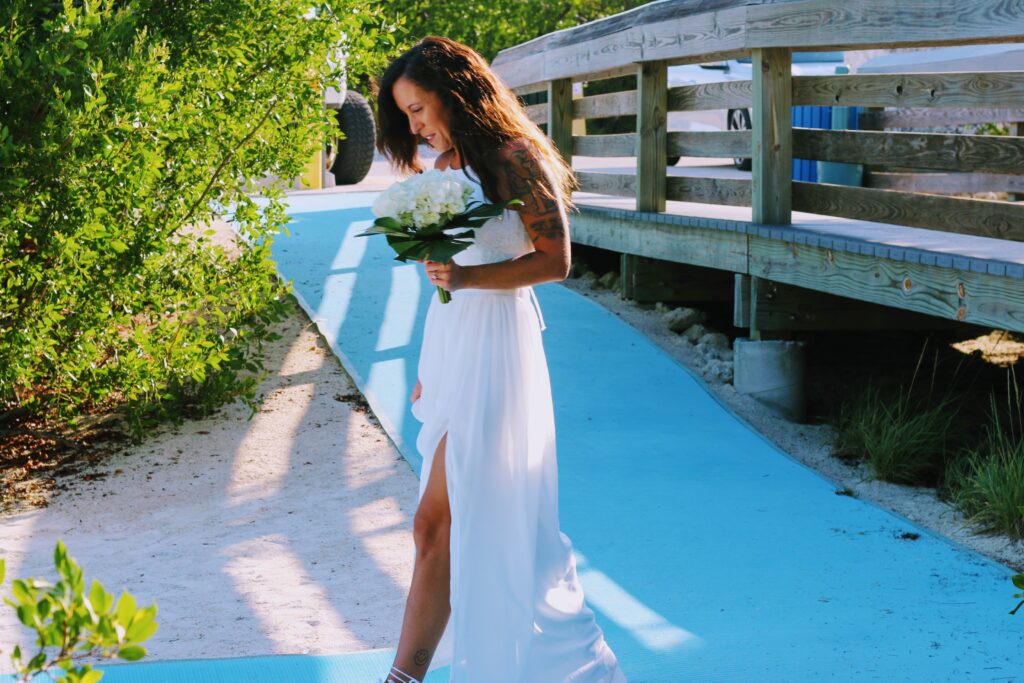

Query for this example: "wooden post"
[749,275,763,341]
[637,60,667,213]
[1014,121,1024,202]
[752,48,792,225]
[547,78,574,166]
[734,274,751,329]
[620,253,636,300]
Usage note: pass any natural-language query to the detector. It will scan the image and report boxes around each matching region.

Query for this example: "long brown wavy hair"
[375,36,576,209]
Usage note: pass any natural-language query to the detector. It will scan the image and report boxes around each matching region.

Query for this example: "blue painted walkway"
[14,193,1016,682]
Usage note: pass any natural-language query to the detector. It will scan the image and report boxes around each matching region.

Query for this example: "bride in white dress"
[375,36,627,683]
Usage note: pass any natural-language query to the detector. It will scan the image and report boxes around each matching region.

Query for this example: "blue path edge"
[262,194,1023,681]
[1,650,449,683]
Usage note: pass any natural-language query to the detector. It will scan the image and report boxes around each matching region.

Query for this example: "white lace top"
[450,166,534,267]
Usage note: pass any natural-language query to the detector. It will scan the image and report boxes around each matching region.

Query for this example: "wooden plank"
[512,80,548,97]
[792,128,1024,175]
[525,103,548,125]
[748,234,1024,333]
[548,78,574,165]
[576,171,636,197]
[667,130,751,158]
[752,48,792,225]
[574,90,637,119]
[749,277,961,330]
[792,181,1024,242]
[573,133,636,157]
[866,171,1024,195]
[637,60,668,213]
[541,6,747,84]
[669,80,752,112]
[619,256,735,303]
[861,107,1024,129]
[747,0,1024,51]
[667,176,752,206]
[793,73,1024,109]
[570,208,748,273]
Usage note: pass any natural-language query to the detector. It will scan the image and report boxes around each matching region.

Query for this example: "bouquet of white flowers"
[359,169,521,303]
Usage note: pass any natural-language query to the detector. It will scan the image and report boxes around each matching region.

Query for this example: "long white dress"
[410,166,627,683]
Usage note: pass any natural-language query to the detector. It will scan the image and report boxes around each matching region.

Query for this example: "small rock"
[654,301,669,314]
[662,307,706,333]
[698,331,731,352]
[568,261,588,279]
[581,271,600,289]
[683,323,707,343]
[598,270,620,290]
[703,358,734,384]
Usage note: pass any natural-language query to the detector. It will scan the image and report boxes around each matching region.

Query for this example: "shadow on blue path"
[27,192,1017,682]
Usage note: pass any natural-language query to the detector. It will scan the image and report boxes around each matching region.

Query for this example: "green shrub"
[948,372,1024,539]
[1,541,156,682]
[0,0,395,437]
[835,383,959,485]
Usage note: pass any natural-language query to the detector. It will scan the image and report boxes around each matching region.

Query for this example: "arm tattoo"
[527,216,565,242]
[499,145,567,245]
[503,147,559,217]
[413,648,430,666]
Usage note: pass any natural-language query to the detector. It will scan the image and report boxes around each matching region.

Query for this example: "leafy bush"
[1,541,156,682]
[0,0,395,437]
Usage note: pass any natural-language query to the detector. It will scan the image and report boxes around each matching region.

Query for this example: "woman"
[375,37,627,683]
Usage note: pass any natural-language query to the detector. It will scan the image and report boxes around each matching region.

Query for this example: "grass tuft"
[949,369,1024,539]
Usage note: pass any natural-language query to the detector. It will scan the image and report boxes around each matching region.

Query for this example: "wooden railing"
[492,0,1024,243]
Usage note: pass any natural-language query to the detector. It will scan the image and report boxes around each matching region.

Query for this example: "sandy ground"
[3,152,1023,671]
[0,302,420,668]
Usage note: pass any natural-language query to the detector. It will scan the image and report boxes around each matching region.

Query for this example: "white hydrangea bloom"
[372,169,476,228]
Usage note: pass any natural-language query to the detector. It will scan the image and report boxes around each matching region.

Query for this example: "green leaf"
[125,606,158,642]
[81,670,104,683]
[89,581,110,614]
[12,579,33,605]
[0,558,5,586]
[117,645,146,661]
[1013,574,1024,591]
[110,240,129,254]
[114,592,137,627]
[373,216,402,230]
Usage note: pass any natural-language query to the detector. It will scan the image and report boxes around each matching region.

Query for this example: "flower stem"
[437,286,451,304]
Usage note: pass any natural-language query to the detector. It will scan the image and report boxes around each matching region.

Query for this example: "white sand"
[0,307,419,669]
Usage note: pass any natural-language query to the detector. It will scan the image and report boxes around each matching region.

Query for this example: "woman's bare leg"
[390,432,451,680]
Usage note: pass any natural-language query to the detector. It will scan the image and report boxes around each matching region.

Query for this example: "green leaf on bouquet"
[1014,574,1024,590]
[426,239,474,263]
[374,216,402,230]
[357,223,409,238]
[395,241,431,262]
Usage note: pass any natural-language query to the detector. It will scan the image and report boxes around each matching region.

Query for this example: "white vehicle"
[667,51,848,169]
[856,43,1024,74]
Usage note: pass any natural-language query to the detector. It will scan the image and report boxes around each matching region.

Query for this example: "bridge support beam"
[621,254,732,304]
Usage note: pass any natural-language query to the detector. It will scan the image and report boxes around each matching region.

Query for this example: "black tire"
[328,91,376,185]
[727,108,753,171]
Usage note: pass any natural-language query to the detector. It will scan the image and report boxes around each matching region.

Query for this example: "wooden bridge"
[491,0,1024,337]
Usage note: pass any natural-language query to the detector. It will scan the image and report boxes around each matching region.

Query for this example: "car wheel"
[328,91,376,185]
[727,108,752,172]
